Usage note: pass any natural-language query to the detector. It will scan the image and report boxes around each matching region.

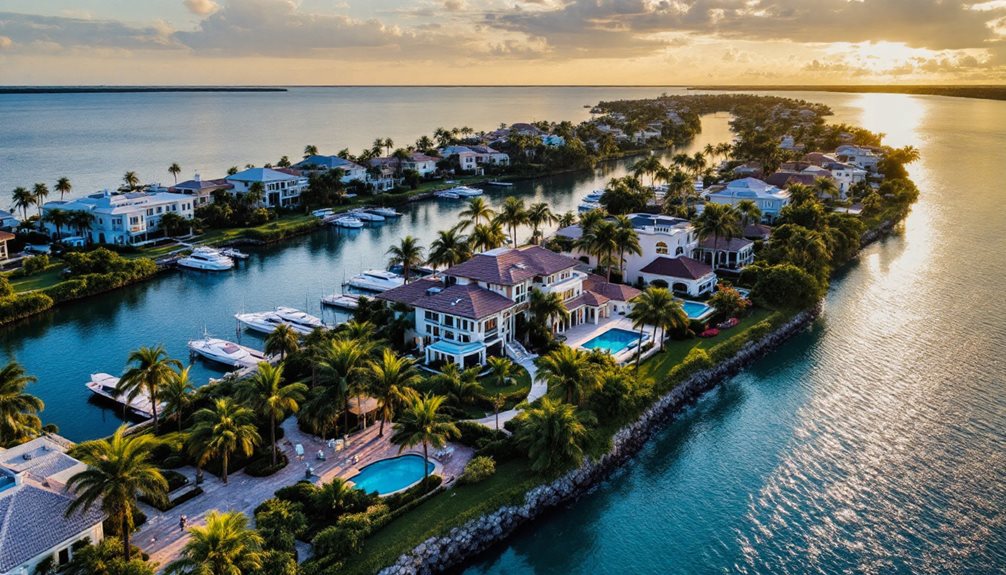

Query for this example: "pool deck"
[135,417,472,568]
[564,316,655,364]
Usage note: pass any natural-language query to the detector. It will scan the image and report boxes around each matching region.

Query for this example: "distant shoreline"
[0,87,288,94]
[692,84,1006,102]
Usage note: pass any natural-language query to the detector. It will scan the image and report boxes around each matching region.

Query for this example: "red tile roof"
[377,278,514,319]
[0,231,14,242]
[582,273,641,302]
[639,256,713,280]
[565,291,608,310]
[444,246,577,286]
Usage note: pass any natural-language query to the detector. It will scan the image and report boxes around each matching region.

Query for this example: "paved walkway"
[470,358,542,429]
[137,417,472,568]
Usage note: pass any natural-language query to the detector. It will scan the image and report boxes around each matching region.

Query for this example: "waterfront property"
[0,231,12,261]
[638,256,717,297]
[225,167,308,209]
[169,173,233,207]
[0,210,18,232]
[703,178,791,223]
[293,155,369,183]
[0,436,104,575]
[349,454,438,496]
[693,236,755,272]
[41,190,195,245]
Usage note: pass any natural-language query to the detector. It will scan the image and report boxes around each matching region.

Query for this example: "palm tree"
[536,346,593,405]
[786,183,818,206]
[631,155,663,188]
[495,196,527,247]
[55,177,72,201]
[317,339,370,436]
[386,236,424,283]
[578,219,619,280]
[313,477,355,512]
[122,172,139,191]
[246,181,265,206]
[168,163,181,185]
[515,398,587,475]
[469,221,507,252]
[628,287,663,368]
[188,398,261,484]
[487,356,516,389]
[612,215,642,279]
[384,138,395,156]
[661,169,692,210]
[427,224,471,270]
[491,393,505,431]
[735,199,762,227]
[694,203,741,272]
[557,211,577,228]
[32,183,49,217]
[237,363,307,466]
[438,365,483,406]
[264,323,300,361]
[165,510,264,575]
[11,187,35,219]
[300,384,342,441]
[641,287,686,350]
[367,349,421,436]
[117,345,181,433]
[459,196,494,229]
[390,394,459,480]
[66,426,168,560]
[42,208,69,242]
[161,366,195,434]
[68,211,96,241]
[526,202,557,244]
[303,144,318,158]
[0,360,44,447]
[527,288,569,339]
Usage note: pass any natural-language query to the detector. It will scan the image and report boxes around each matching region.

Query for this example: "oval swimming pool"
[348,454,435,495]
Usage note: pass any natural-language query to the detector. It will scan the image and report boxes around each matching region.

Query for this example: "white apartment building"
[41,190,195,245]
[225,167,308,208]
[704,178,791,223]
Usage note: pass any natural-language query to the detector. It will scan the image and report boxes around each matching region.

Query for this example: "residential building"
[169,173,233,207]
[0,210,18,231]
[225,167,308,209]
[694,236,755,272]
[369,153,439,178]
[834,144,881,171]
[467,145,510,166]
[638,256,717,297]
[378,246,635,366]
[704,178,791,223]
[0,231,12,261]
[0,435,105,575]
[293,155,368,183]
[440,145,509,168]
[541,134,566,147]
[41,190,195,245]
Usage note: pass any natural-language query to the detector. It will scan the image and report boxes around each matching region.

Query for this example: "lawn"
[341,459,539,575]
[7,264,65,293]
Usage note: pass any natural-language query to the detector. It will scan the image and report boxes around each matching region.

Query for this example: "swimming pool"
[580,328,643,355]
[681,300,714,320]
[348,454,435,495]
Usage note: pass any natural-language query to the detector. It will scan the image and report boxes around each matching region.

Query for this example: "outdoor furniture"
[295,443,304,457]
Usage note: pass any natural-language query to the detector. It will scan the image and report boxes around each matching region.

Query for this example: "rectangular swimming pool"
[580,328,643,355]
[681,300,713,320]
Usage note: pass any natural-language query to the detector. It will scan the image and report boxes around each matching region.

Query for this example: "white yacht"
[218,247,249,260]
[345,269,405,292]
[452,186,484,197]
[86,373,156,419]
[188,336,266,368]
[367,207,402,218]
[311,208,335,218]
[331,216,365,229]
[275,306,326,331]
[350,210,385,223]
[235,310,321,335]
[578,200,602,213]
[435,190,460,199]
[321,293,361,310]
[583,189,605,203]
[177,247,234,271]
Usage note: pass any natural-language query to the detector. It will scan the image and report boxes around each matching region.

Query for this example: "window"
[655,241,669,255]
[424,310,438,322]
[58,547,70,566]
[443,316,454,327]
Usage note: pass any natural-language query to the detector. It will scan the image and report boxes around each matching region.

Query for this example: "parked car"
[25,243,52,255]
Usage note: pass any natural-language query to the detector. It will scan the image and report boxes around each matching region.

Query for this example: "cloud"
[0,11,179,51]
[0,35,11,49]
[183,0,221,17]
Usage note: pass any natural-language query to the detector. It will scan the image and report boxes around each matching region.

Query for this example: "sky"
[0,0,1005,85]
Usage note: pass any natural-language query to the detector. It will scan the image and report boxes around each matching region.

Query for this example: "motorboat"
[218,247,249,260]
[311,208,335,218]
[350,210,385,223]
[582,189,605,203]
[177,247,234,271]
[487,180,513,187]
[86,373,156,419]
[452,186,484,197]
[578,200,602,213]
[331,216,365,229]
[274,306,326,331]
[187,336,266,368]
[366,207,402,218]
[435,190,460,199]
[235,310,320,335]
[321,292,361,310]
[344,269,405,292]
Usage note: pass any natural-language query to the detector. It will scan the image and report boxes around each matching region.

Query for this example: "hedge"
[246,454,289,477]
[0,292,54,326]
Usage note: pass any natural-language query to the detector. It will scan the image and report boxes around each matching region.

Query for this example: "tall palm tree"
[427,224,471,270]
[0,361,44,447]
[264,323,300,361]
[612,215,642,279]
[168,163,181,185]
[301,384,342,441]
[526,202,557,245]
[313,477,355,512]
[246,181,265,206]
[161,366,195,434]
[117,345,181,433]
[578,219,619,280]
[11,187,35,220]
[628,288,663,368]
[66,426,168,561]
[122,172,139,192]
[557,211,577,228]
[694,203,741,272]
[515,398,588,475]
[68,211,96,241]
[641,287,687,350]
[55,177,72,201]
[631,155,663,188]
[42,208,69,242]
[487,356,516,389]
[386,236,425,283]
[390,394,459,480]
[661,169,692,210]
[32,183,49,217]
[469,221,507,252]
[237,363,307,465]
[165,510,264,575]
[495,196,527,247]
[735,199,762,227]
[459,197,494,229]
[527,288,569,338]
[367,349,421,436]
[317,338,370,436]
[536,345,593,405]
[188,398,261,484]
[303,144,318,158]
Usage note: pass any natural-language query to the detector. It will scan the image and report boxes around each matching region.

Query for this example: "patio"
[561,315,656,364]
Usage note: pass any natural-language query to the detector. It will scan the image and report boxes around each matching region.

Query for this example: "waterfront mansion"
[41,190,195,245]
[703,177,791,223]
[378,245,638,367]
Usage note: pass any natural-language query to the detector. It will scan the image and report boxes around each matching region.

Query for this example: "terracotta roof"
[743,224,771,240]
[444,246,577,286]
[376,278,442,307]
[582,273,641,302]
[565,291,608,310]
[698,236,753,252]
[379,279,515,319]
[639,256,713,280]
[0,231,14,242]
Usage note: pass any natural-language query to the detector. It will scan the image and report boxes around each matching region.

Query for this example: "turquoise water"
[681,300,713,320]
[579,328,642,354]
[349,454,434,496]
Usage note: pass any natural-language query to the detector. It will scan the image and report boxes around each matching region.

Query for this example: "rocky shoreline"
[378,308,819,575]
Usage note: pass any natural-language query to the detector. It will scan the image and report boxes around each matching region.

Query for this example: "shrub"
[161,470,189,492]
[245,453,288,477]
[255,498,308,553]
[383,475,443,511]
[454,420,506,448]
[312,526,363,558]
[21,255,49,277]
[749,263,822,311]
[0,292,55,326]
[160,455,186,469]
[275,481,319,507]
[459,456,496,485]
[0,276,12,298]
[474,437,522,462]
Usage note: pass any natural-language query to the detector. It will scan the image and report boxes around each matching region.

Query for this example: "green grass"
[341,459,540,575]
[7,264,65,293]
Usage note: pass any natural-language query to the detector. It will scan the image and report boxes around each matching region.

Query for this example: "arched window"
[675,246,685,256]
[655,241,668,255]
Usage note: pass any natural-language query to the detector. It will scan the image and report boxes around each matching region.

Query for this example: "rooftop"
[378,279,516,320]
[698,236,754,252]
[294,155,365,171]
[639,256,714,280]
[444,245,578,286]
[226,167,303,183]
